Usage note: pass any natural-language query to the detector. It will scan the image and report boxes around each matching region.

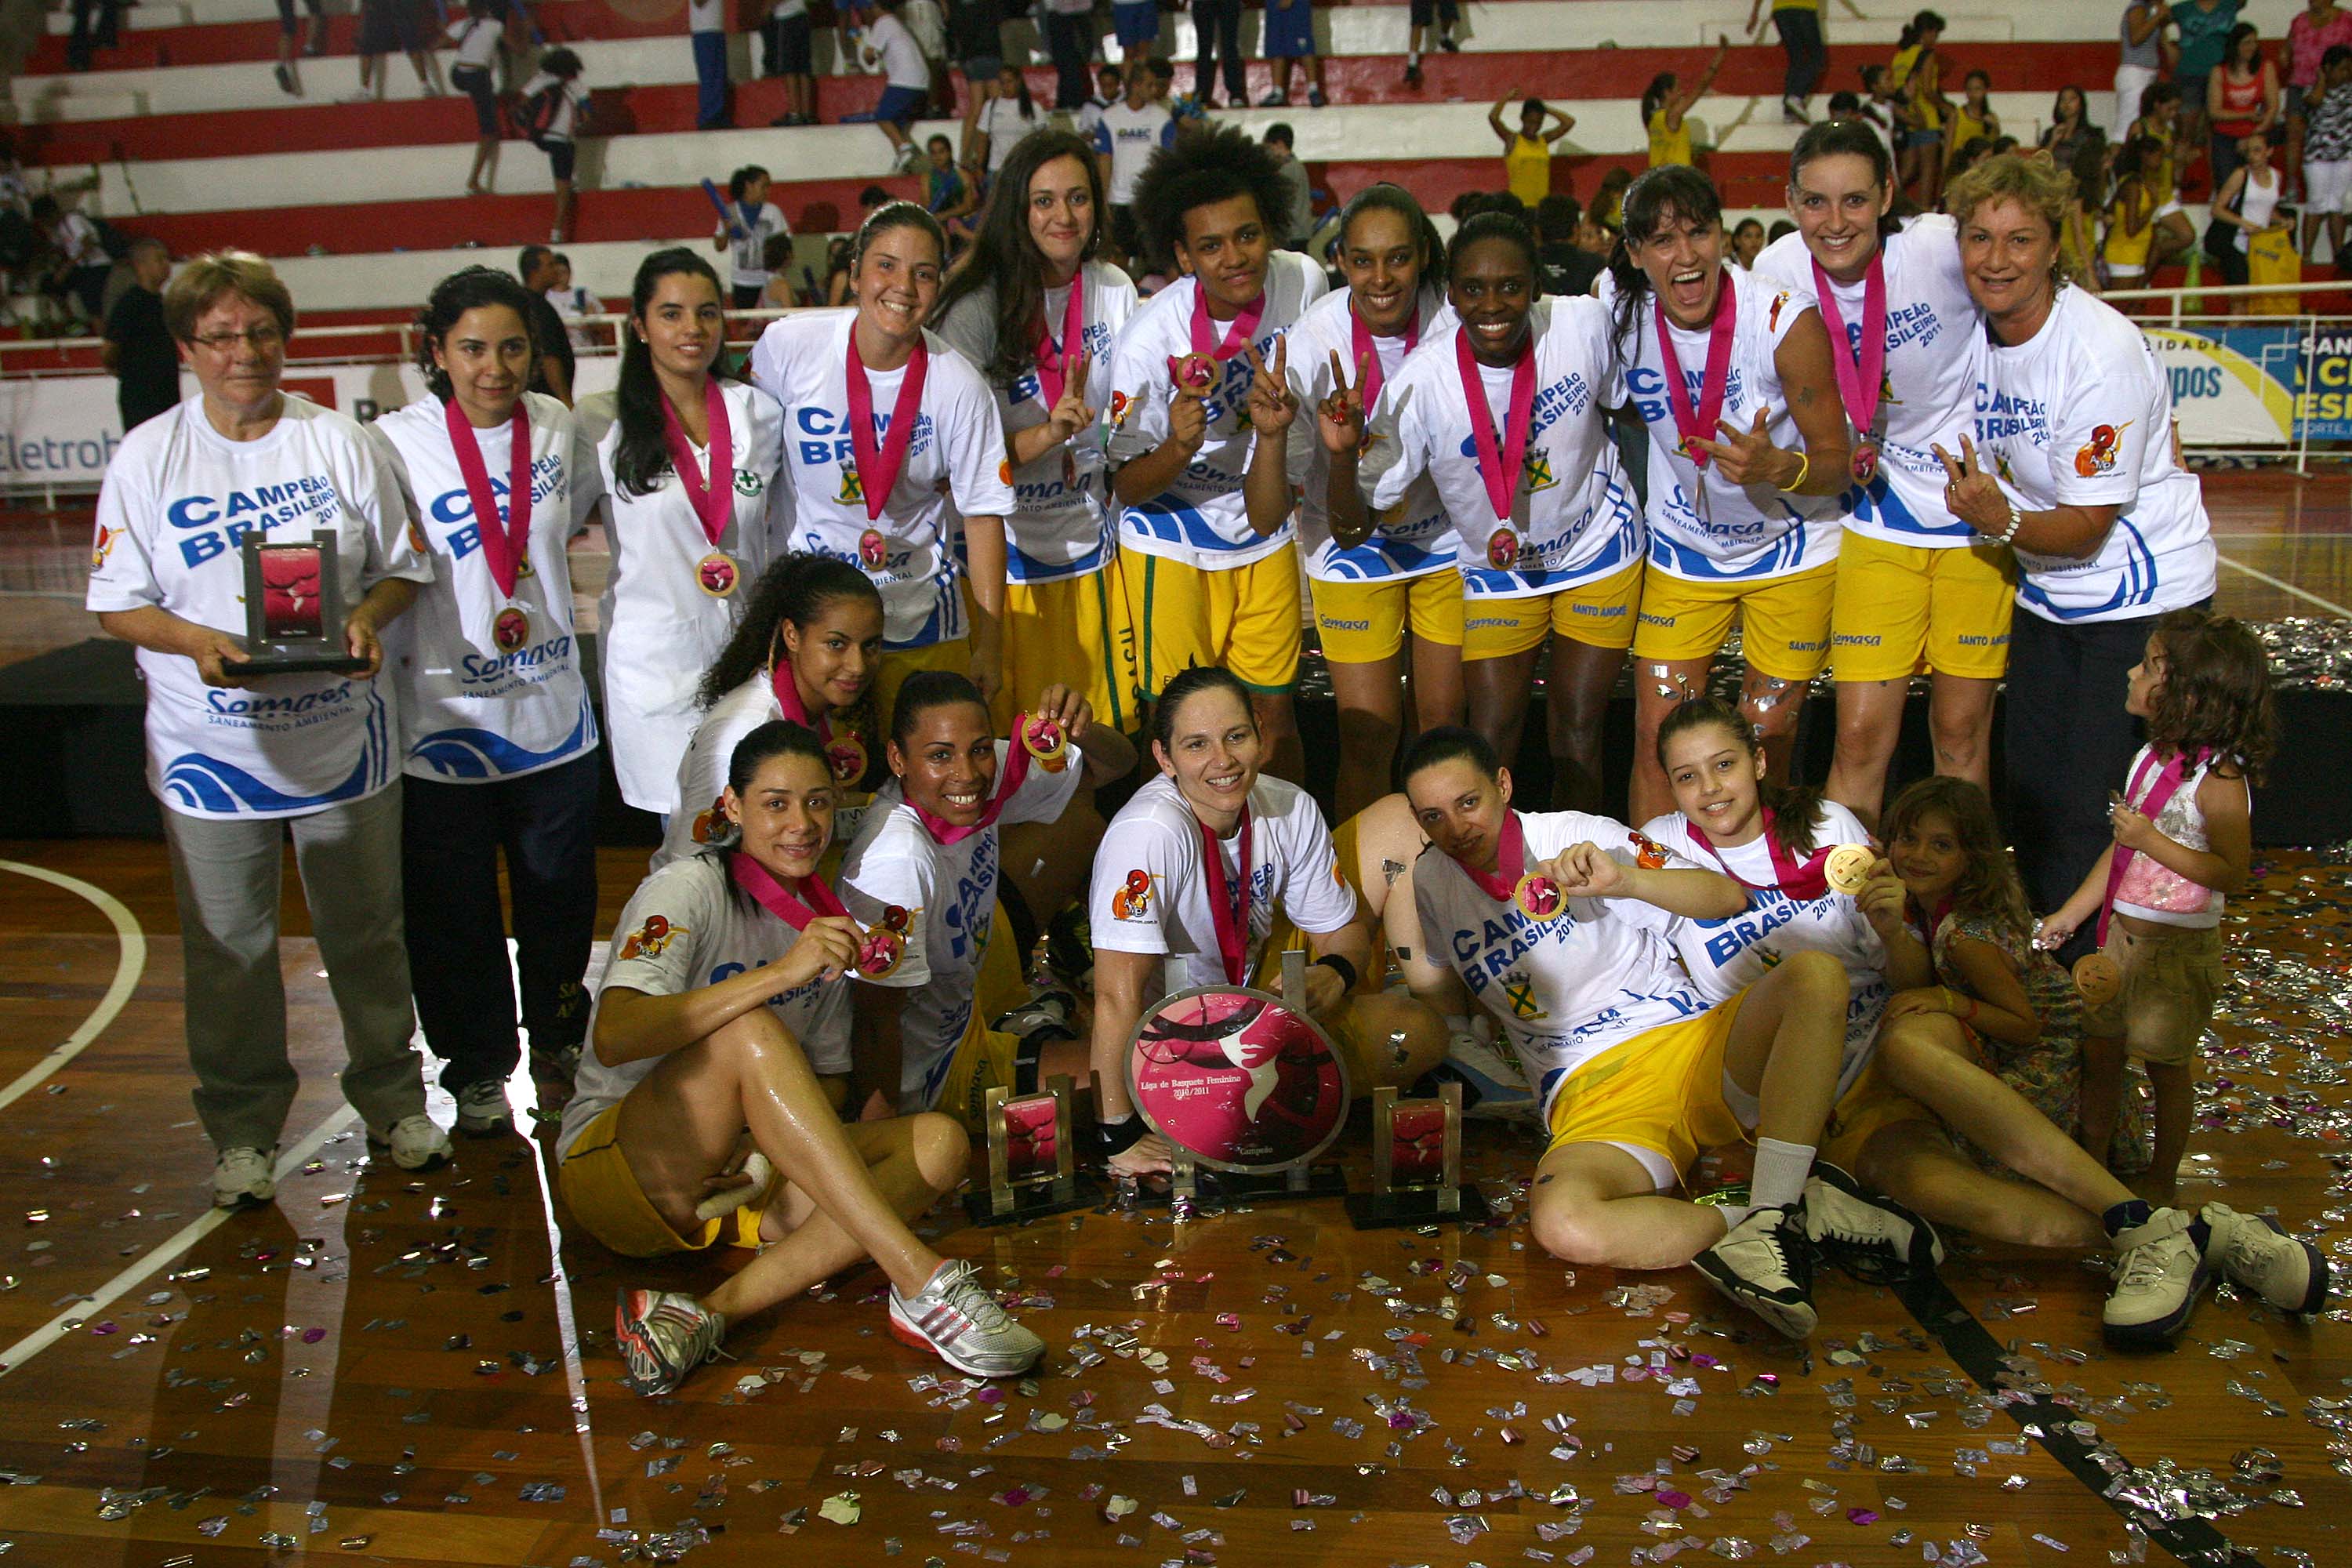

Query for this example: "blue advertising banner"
[2146,319,2352,445]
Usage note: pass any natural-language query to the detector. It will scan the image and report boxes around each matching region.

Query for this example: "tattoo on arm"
[1383,858,1407,885]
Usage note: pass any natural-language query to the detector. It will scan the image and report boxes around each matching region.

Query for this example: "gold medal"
[858,528,888,570]
[824,732,869,786]
[1823,844,1875,896]
[695,550,739,598]
[1513,873,1565,921]
[492,604,530,654]
[1021,713,1071,773]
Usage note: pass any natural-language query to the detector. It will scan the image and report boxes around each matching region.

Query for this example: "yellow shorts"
[1461,560,1646,661]
[1544,994,1750,1185]
[1123,546,1303,696]
[1631,560,1838,681]
[1830,532,2018,682]
[996,567,1141,736]
[932,1012,1029,1135]
[1308,571,1464,664]
[1818,1052,1937,1172]
[558,1102,771,1258]
[874,638,970,738]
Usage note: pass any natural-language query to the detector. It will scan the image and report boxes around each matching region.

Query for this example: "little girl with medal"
[569,720,1047,1398]
[587,248,789,820]
[1598,165,1854,825]
[657,554,887,869]
[1331,210,1645,816]
[750,202,1018,731]
[1750,122,2012,830]
[372,266,604,1133]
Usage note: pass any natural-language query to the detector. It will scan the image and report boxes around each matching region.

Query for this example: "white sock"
[1751,1136,1817,1211]
[1407,49,1421,67]
[1711,1202,1750,1232]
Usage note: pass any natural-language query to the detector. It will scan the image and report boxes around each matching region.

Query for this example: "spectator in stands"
[1044,0,1096,111]
[762,233,800,307]
[1766,216,1796,244]
[1642,37,1731,169]
[449,0,506,195]
[1948,134,1998,181]
[1263,124,1316,251]
[546,252,596,348]
[925,136,981,241]
[2291,0,2352,123]
[1944,69,1999,176]
[1591,165,1631,230]
[67,0,122,74]
[2205,127,2289,296]
[971,65,1040,184]
[1094,60,1178,268]
[715,166,790,310]
[2104,136,2163,299]
[846,0,931,174]
[86,250,445,1209]
[2116,2,2169,145]
[276,0,329,97]
[2172,0,2241,159]
[1113,0,1160,66]
[103,239,177,434]
[1575,209,1616,267]
[1748,0,1865,124]
[822,235,855,304]
[2206,24,2278,197]
[33,195,111,327]
[518,48,590,244]
[764,0,817,126]
[1888,12,1949,204]
[351,0,441,103]
[1729,216,1766,268]
[2299,45,2352,263]
[1261,0,1330,108]
[517,245,578,402]
[1078,63,1123,141]
[2062,137,2109,296]
[2126,81,2199,268]
[946,0,1004,118]
[691,0,731,130]
[1193,0,1247,111]
[1405,0,1458,89]
[2040,85,2102,176]
[1535,193,1604,296]
[1857,70,1903,166]
[1490,98,1578,208]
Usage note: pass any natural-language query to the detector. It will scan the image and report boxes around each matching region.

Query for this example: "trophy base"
[224,650,372,676]
[1128,1162,1349,1213]
[1345,1184,1492,1231]
[961,1173,1100,1227]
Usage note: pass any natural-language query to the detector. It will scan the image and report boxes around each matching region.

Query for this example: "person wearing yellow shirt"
[1642,35,1731,168]
[1491,96,1578,206]
[1944,68,2000,172]
[1888,10,1951,204]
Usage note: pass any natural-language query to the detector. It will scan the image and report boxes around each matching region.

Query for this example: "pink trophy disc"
[1486,528,1519,571]
[858,528,888,570]
[2073,952,2122,1007]
[1512,873,1564,921]
[1851,442,1878,485]
[1170,353,1216,393]
[825,733,869,786]
[695,551,739,598]
[1824,844,1875,896]
[492,604,530,654]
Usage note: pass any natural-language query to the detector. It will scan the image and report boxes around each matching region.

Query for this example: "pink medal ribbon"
[662,378,736,547]
[444,395,533,600]
[1683,808,1834,900]
[1653,274,1738,467]
[1196,807,1255,985]
[845,327,930,524]
[1454,329,1537,571]
[906,726,1035,847]
[1033,276,1088,408]
[729,851,904,978]
[2095,747,2210,945]
[769,663,869,786]
[1167,281,1266,391]
[1352,301,1420,410]
[1809,254,1887,483]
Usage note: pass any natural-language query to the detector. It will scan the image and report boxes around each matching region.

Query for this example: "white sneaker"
[2200,1203,2329,1315]
[212,1146,276,1210]
[2103,1205,2207,1348]
[1694,1205,1817,1339]
[1800,1162,1944,1276]
[370,1113,453,1171]
[455,1080,512,1137]
[888,1260,1045,1377]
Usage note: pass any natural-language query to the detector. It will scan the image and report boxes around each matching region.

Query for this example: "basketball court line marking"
[2216,551,2352,619]
[0,1105,359,1377]
[0,859,147,1114]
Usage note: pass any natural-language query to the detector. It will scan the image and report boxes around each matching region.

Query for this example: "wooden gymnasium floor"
[0,466,2346,1566]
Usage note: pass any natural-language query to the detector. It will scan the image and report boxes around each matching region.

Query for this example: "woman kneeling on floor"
[560,720,1045,1395]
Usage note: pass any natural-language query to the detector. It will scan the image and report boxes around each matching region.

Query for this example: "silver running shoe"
[1695,1205,1817,1339]
[888,1260,1046,1377]
[2103,1205,2208,1348]
[2200,1203,2329,1315]
[615,1288,728,1396]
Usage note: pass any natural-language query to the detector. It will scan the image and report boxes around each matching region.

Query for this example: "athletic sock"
[1407,49,1421,67]
[1751,1137,1817,1212]
[2102,1197,2154,1242]
[1711,1202,1751,1232]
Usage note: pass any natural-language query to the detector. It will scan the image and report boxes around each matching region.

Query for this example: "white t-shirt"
[1102,249,1329,570]
[1076,93,1116,142]
[1602,263,1846,582]
[750,309,1016,648]
[1090,100,1176,207]
[1090,773,1359,995]
[448,14,503,70]
[1973,285,2218,624]
[717,201,790,290]
[1751,215,1987,548]
[1642,800,1889,1094]
[85,396,429,821]
[654,671,877,869]
[1277,285,1460,584]
[1412,811,1712,1120]
[370,392,603,782]
[577,382,788,813]
[837,742,1083,1107]
[1362,295,1644,603]
[53,212,107,270]
[517,72,586,142]
[565,851,855,1157]
[976,94,1040,175]
[935,260,1139,583]
[864,13,930,89]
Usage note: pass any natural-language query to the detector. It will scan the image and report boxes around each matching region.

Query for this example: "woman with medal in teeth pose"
[372,267,605,1133]
[1324,209,1646,817]
[751,202,1019,732]
[1751,121,2014,832]
[573,720,1050,1398]
[585,248,789,824]
[1599,165,1853,826]
[1241,183,1464,824]
[1085,666,1450,1178]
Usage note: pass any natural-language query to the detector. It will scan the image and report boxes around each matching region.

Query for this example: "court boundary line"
[2216,550,2352,619]
[0,858,147,1114]
[0,1105,359,1378]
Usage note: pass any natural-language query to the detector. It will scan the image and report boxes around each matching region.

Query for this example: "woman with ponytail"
[586,247,787,819]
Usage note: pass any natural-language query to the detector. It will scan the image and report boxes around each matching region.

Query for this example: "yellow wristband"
[1776,449,1810,492]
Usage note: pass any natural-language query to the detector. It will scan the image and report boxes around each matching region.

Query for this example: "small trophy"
[227,529,368,675]
[963,1074,1096,1225]
[1345,1081,1490,1229]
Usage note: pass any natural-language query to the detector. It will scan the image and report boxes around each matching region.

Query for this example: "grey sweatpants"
[163,781,426,1151]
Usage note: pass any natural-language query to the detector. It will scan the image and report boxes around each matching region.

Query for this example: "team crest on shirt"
[1523,448,1557,493]
[1112,869,1152,920]
[1109,390,1134,430]
[1768,291,1789,332]
[407,519,427,554]
[618,913,687,960]
[2074,422,2132,478]
[90,523,119,569]
[839,464,866,504]
[998,458,1014,487]
[734,470,764,496]
[690,793,728,844]
[1628,830,1668,871]
[1501,972,1545,1020]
